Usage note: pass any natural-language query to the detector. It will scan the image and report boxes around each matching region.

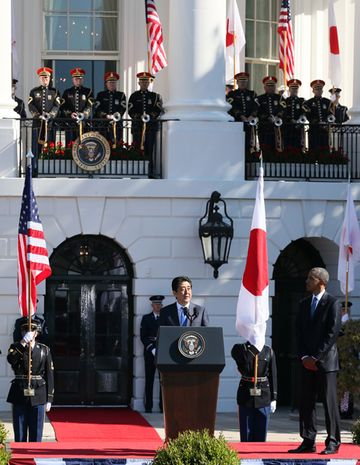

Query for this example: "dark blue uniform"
[128,90,163,176]
[7,340,54,442]
[28,85,61,174]
[257,93,284,152]
[231,342,277,442]
[140,312,162,412]
[14,96,27,118]
[61,86,94,144]
[304,96,331,150]
[283,96,307,150]
[227,89,259,154]
[94,90,127,145]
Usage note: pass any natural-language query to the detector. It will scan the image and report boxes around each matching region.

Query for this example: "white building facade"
[0,0,359,412]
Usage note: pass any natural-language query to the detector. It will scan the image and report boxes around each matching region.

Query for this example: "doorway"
[45,234,133,405]
[272,238,325,408]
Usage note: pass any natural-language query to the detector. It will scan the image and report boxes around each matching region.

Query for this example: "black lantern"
[199,191,234,278]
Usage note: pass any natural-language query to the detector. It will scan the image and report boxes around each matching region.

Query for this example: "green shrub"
[0,422,7,447]
[0,446,11,465]
[352,418,360,444]
[337,319,360,399]
[0,421,11,465]
[152,429,239,465]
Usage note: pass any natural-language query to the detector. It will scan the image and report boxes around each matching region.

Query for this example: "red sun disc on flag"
[242,228,268,296]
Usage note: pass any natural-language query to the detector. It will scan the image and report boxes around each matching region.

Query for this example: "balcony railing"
[245,123,360,181]
[17,118,165,179]
[15,119,360,181]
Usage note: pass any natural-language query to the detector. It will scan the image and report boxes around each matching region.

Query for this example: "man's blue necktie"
[311,296,318,317]
[180,307,188,326]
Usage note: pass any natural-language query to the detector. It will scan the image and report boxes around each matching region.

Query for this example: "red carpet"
[230,441,360,459]
[9,408,360,463]
[47,407,162,441]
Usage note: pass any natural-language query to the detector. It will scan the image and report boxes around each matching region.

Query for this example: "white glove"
[151,348,156,356]
[22,331,35,344]
[270,400,277,413]
[46,402,52,412]
[341,313,349,324]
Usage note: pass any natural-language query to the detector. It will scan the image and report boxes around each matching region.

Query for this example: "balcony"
[245,123,360,181]
[15,119,360,181]
[17,118,165,179]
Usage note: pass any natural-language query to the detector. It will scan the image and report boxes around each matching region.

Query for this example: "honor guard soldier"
[257,76,284,153]
[328,88,349,124]
[12,79,27,118]
[226,72,259,154]
[61,68,94,144]
[304,79,331,151]
[94,71,127,146]
[7,319,54,442]
[283,79,308,151]
[231,341,277,442]
[226,72,258,122]
[140,295,165,413]
[128,72,163,177]
[28,67,61,175]
[225,83,234,97]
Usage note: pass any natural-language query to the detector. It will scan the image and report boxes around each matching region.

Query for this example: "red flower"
[49,142,55,148]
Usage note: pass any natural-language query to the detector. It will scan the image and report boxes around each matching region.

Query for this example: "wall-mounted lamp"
[199,191,234,278]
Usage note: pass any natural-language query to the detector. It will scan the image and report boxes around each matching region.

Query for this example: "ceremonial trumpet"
[271,115,283,127]
[296,115,309,125]
[248,116,258,126]
[141,113,150,123]
[327,114,336,123]
[111,112,121,122]
[40,112,50,121]
[75,112,85,122]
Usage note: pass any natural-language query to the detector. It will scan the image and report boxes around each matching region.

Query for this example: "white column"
[162,0,244,180]
[0,0,17,117]
[164,0,230,121]
[0,0,18,177]
[348,1,360,122]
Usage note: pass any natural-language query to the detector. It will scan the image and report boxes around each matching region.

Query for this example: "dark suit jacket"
[295,292,341,372]
[140,312,160,354]
[158,302,209,327]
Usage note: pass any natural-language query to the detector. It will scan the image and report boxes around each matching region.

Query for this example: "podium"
[156,326,225,440]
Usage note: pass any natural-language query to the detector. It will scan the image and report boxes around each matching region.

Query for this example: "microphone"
[185,307,198,326]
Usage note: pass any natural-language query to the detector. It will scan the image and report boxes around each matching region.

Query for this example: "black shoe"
[145,408,152,413]
[320,445,340,455]
[288,443,316,453]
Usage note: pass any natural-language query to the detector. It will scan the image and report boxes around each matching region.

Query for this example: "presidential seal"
[178,331,205,359]
[72,131,111,172]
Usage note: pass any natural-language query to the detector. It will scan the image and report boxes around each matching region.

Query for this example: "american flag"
[277,0,295,82]
[145,0,168,74]
[18,164,51,317]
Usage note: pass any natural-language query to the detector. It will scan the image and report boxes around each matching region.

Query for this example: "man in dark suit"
[158,276,209,327]
[140,295,164,413]
[289,267,342,455]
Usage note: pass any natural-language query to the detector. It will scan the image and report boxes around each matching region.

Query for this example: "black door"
[272,239,325,408]
[45,235,133,405]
